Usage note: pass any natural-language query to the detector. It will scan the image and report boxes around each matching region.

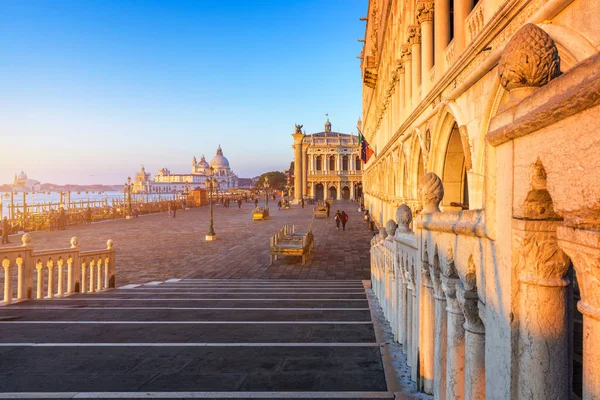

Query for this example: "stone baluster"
[56,258,64,297]
[69,237,79,294]
[405,257,414,367]
[89,258,95,293]
[430,249,447,400]
[558,227,600,400]
[16,256,25,300]
[408,26,422,109]
[2,258,12,304]
[46,259,54,299]
[457,282,485,400]
[420,242,435,394]
[514,219,571,400]
[35,260,44,299]
[81,261,87,294]
[411,257,419,382]
[104,256,110,289]
[442,272,465,400]
[67,256,74,294]
[386,220,398,334]
[97,257,102,291]
[20,234,33,300]
[396,205,413,347]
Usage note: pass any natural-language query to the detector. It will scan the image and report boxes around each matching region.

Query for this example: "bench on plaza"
[252,207,270,221]
[269,224,314,266]
[313,201,328,218]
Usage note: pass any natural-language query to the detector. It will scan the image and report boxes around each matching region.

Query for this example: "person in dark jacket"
[1,217,10,244]
[334,210,343,230]
[325,202,330,219]
[341,211,348,231]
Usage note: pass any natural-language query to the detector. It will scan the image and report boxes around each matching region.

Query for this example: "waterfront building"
[362,0,600,398]
[133,145,239,193]
[12,171,40,192]
[291,118,362,202]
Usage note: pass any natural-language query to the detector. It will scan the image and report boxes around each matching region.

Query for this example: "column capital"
[558,227,600,320]
[457,283,485,334]
[416,1,435,24]
[396,59,405,74]
[442,275,461,314]
[513,219,571,287]
[401,44,412,60]
[407,25,421,46]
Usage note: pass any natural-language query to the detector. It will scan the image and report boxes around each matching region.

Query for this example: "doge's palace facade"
[362,0,600,398]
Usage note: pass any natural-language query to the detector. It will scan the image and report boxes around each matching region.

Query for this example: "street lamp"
[264,177,270,208]
[124,176,133,219]
[205,167,217,241]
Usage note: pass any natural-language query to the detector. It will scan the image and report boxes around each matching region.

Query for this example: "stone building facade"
[362,0,600,399]
[132,146,239,193]
[291,118,362,201]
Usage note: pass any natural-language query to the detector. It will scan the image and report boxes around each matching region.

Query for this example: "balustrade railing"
[445,40,455,70]
[466,1,485,43]
[308,170,360,176]
[1,234,115,305]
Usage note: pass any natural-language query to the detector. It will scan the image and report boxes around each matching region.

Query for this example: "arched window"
[329,156,336,171]
[316,156,322,171]
[342,155,349,171]
[442,123,469,210]
[355,156,361,171]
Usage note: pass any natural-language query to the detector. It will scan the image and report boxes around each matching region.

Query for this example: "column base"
[205,234,217,241]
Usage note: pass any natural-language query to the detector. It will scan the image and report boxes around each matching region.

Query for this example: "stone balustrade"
[445,39,455,70]
[1,234,115,305]
[466,1,485,43]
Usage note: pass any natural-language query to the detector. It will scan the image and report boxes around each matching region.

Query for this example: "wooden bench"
[269,224,314,265]
[253,207,270,220]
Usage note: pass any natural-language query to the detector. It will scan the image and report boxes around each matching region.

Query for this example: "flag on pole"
[358,129,374,163]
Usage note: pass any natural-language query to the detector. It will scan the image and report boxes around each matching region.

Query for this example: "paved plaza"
[15,200,373,286]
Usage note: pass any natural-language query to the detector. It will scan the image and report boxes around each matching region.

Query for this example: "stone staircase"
[0,279,397,399]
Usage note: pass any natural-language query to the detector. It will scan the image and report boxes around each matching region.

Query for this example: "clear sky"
[0,0,366,185]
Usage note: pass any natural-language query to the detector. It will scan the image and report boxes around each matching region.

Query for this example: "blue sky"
[0,0,366,185]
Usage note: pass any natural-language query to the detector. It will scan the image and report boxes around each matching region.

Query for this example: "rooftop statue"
[294,124,303,134]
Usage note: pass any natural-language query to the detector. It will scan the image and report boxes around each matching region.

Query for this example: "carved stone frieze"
[498,23,561,91]
[418,172,444,214]
[416,1,435,24]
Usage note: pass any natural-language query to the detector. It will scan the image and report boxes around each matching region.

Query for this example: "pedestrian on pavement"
[341,211,348,231]
[168,202,172,217]
[325,202,330,219]
[172,202,177,218]
[254,198,258,208]
[238,199,242,209]
[334,210,342,230]
[1,217,10,244]
[301,198,304,208]
[85,207,93,224]
[277,200,282,210]
[58,207,67,230]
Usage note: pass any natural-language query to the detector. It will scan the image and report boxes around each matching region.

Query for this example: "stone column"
[292,129,305,202]
[435,0,451,72]
[454,0,474,54]
[514,219,571,400]
[408,26,421,109]
[417,1,434,95]
[430,254,447,400]
[457,283,485,400]
[301,148,308,199]
[420,250,435,394]
[442,274,465,400]
[558,227,600,400]
[401,45,412,110]
[397,61,406,123]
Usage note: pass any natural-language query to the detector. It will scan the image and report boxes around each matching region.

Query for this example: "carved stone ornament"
[379,227,388,242]
[457,283,485,333]
[396,204,413,233]
[416,1,435,24]
[401,44,412,60]
[385,219,398,238]
[21,233,32,247]
[70,236,79,248]
[418,172,444,214]
[443,245,458,278]
[498,23,561,91]
[429,248,444,297]
[294,124,303,134]
[407,26,421,46]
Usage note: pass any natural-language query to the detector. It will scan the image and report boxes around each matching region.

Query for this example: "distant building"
[133,145,239,193]
[291,117,362,201]
[12,171,40,192]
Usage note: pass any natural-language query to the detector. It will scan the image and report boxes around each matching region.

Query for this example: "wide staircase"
[0,279,396,399]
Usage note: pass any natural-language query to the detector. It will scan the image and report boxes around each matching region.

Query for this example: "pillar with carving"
[401,45,412,111]
[457,283,485,400]
[301,147,308,199]
[420,245,435,394]
[558,227,600,400]
[417,1,434,95]
[429,250,447,400]
[408,26,421,109]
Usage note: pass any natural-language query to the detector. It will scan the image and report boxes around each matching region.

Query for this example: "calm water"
[0,191,174,218]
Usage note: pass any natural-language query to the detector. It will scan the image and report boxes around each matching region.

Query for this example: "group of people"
[334,209,349,231]
[48,208,68,231]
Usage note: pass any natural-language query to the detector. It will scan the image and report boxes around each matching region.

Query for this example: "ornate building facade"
[362,0,600,398]
[133,145,239,193]
[291,118,362,201]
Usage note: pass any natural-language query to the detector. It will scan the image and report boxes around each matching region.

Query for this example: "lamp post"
[124,176,133,219]
[264,177,270,208]
[205,167,217,241]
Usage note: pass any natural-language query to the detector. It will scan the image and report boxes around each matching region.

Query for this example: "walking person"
[301,198,304,208]
[172,201,177,218]
[325,202,330,219]
[341,210,348,231]
[58,207,67,230]
[1,217,10,244]
[254,198,258,208]
[238,199,242,209]
[168,202,172,218]
[334,210,342,230]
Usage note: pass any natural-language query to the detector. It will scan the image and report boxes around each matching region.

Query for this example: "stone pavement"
[10,200,374,286]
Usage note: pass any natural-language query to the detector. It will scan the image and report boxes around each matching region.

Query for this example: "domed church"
[133,145,239,193]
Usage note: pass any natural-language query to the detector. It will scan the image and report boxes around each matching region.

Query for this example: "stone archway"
[442,123,468,211]
[315,183,324,201]
[341,186,350,200]
[328,186,337,200]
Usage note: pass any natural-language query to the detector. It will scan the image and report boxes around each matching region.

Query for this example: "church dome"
[197,155,209,169]
[210,145,230,169]
[324,117,332,133]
